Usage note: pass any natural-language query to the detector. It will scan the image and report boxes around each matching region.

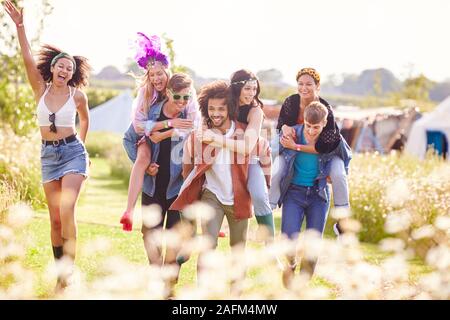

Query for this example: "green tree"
[161,33,188,74]
[124,57,143,77]
[0,0,53,136]
[402,74,434,102]
[373,69,382,96]
[86,88,120,109]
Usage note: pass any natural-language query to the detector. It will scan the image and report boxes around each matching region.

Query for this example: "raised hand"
[3,0,24,26]
[3,0,45,98]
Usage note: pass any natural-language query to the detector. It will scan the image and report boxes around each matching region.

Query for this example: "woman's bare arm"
[3,1,45,99]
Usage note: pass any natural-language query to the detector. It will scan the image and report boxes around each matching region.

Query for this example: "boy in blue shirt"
[278,101,351,287]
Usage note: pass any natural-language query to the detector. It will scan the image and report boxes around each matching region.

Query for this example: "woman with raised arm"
[4,0,91,292]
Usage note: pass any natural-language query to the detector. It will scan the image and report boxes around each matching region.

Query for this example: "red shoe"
[120,211,133,232]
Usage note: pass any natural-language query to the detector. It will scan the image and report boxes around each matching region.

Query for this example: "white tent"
[89,89,134,134]
[405,96,450,160]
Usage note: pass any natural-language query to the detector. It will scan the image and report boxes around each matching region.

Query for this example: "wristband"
[296,144,301,152]
[144,120,153,136]
[167,120,172,128]
[17,23,24,28]
[163,120,169,129]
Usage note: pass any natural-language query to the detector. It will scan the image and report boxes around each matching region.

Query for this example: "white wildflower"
[411,225,435,240]
[379,238,405,253]
[434,215,450,231]
[141,204,163,228]
[426,245,450,270]
[385,178,411,207]
[7,203,34,228]
[384,210,412,233]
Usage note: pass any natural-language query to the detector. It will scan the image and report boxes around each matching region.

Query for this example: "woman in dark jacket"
[277,68,351,236]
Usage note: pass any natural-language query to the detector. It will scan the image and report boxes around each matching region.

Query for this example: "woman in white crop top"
[4,0,91,293]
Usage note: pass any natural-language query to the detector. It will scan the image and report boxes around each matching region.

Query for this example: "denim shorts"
[40,139,89,184]
[123,124,142,163]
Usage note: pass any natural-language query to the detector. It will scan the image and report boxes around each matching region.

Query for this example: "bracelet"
[17,23,24,28]
[167,120,172,128]
[163,120,168,129]
[295,144,301,152]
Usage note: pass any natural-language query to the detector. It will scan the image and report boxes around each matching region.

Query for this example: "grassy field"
[26,158,286,297]
[19,157,432,299]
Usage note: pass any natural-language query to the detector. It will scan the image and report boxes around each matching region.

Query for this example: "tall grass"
[1,130,448,299]
[349,151,450,246]
[0,126,45,217]
[1,202,448,300]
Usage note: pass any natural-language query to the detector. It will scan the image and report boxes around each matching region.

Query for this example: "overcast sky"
[15,0,450,85]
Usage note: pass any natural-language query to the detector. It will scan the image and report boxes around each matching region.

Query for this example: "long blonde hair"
[136,65,171,114]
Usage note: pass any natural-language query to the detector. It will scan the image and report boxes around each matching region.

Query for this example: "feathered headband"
[134,32,169,69]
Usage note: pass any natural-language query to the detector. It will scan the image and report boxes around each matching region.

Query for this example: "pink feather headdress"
[134,32,169,69]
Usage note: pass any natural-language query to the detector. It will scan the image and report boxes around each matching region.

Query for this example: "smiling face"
[207,98,229,130]
[148,65,169,92]
[51,57,74,85]
[239,80,258,105]
[297,74,320,101]
[166,86,191,114]
[304,119,327,142]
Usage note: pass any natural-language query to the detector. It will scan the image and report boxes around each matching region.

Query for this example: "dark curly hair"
[198,80,234,129]
[37,44,91,88]
[229,69,263,119]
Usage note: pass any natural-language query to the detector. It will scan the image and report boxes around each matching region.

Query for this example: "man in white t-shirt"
[172,80,252,247]
[171,81,255,291]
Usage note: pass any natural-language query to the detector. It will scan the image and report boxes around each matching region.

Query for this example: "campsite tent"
[89,90,134,134]
[334,106,418,153]
[405,96,450,160]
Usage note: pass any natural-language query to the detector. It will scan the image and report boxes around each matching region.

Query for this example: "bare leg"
[60,174,85,261]
[121,142,151,231]
[282,255,297,289]
[143,229,163,266]
[43,180,63,247]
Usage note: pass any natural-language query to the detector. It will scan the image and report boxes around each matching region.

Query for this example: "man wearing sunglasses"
[168,89,191,102]
[138,73,195,298]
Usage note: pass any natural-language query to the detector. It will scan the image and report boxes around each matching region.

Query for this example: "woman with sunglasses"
[4,1,91,292]
[200,70,275,243]
[121,32,200,232]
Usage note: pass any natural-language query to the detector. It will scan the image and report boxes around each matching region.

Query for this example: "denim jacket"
[278,124,352,206]
[123,99,188,198]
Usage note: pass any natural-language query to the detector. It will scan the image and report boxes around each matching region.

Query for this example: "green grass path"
[27,158,284,297]
[23,158,427,298]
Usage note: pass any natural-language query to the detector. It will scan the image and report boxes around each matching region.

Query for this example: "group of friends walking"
[4,0,352,296]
